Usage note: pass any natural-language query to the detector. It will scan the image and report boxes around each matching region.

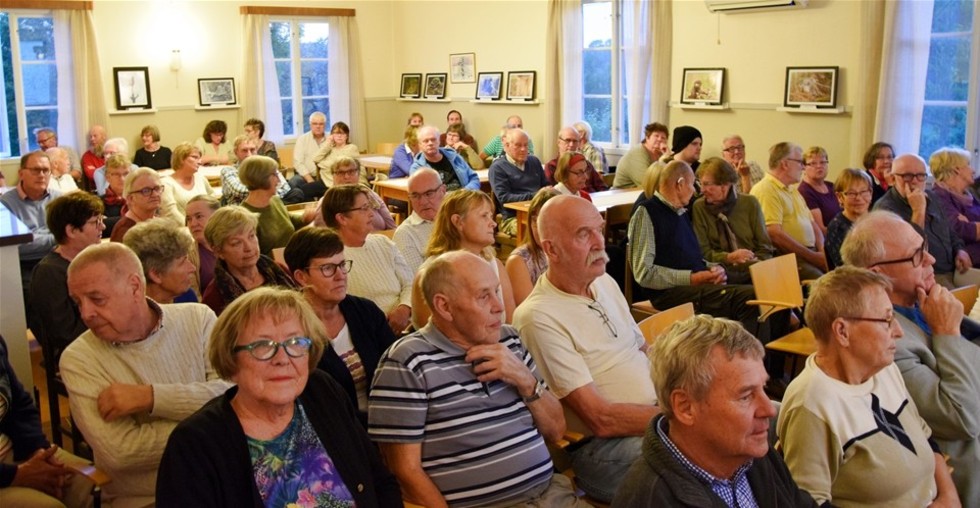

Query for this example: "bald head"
[421,250,503,344]
[538,195,609,287]
[506,115,523,128]
[891,154,929,196]
[68,242,145,286]
[408,167,445,221]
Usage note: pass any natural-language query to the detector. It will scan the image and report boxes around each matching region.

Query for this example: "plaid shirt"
[657,416,759,508]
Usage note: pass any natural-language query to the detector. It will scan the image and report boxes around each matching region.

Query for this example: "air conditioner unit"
[705,0,809,14]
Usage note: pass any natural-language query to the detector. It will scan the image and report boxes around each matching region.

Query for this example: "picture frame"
[400,73,422,98]
[784,66,839,108]
[449,52,476,83]
[506,71,536,101]
[680,68,725,106]
[113,67,152,110]
[475,71,503,101]
[197,77,236,107]
[424,73,448,99]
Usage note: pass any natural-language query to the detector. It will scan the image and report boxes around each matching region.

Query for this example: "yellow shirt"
[751,173,815,248]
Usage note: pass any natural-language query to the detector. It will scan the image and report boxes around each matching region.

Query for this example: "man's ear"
[430,293,452,321]
[540,239,558,262]
[670,389,696,427]
[832,318,850,348]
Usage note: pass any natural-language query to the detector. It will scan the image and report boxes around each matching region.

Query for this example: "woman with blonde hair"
[412,189,516,327]
[930,146,980,266]
[389,125,419,178]
[824,168,874,269]
[161,142,215,224]
[506,188,560,306]
[798,146,840,235]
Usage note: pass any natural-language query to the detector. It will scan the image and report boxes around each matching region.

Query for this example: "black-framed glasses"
[233,337,313,361]
[309,259,353,277]
[23,166,51,175]
[841,189,872,199]
[133,185,164,197]
[408,184,445,202]
[722,144,745,153]
[332,168,359,177]
[785,158,805,166]
[893,172,927,182]
[558,137,579,144]
[871,241,928,268]
[85,215,107,227]
[345,202,377,213]
[587,300,618,338]
[841,315,896,329]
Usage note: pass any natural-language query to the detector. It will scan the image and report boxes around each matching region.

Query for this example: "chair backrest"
[637,302,695,345]
[951,284,979,313]
[749,253,804,313]
[375,142,398,156]
[279,145,294,170]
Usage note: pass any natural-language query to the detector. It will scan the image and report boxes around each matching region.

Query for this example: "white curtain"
[544,0,582,161]
[242,14,284,143]
[54,9,106,152]
[648,1,672,131]
[849,0,887,165]
[328,16,366,148]
[873,0,935,155]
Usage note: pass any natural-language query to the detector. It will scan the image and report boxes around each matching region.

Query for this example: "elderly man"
[370,251,583,508]
[1,151,59,295]
[841,210,980,506]
[544,126,607,193]
[873,154,972,287]
[219,135,303,206]
[81,125,107,187]
[515,195,659,503]
[489,128,548,236]
[751,142,827,280]
[721,134,765,194]
[629,160,764,335]
[393,168,446,273]
[613,315,814,507]
[408,125,479,192]
[92,138,136,197]
[291,111,329,185]
[36,127,81,179]
[45,147,80,194]
[481,115,535,161]
[613,122,668,189]
[60,243,230,507]
[573,120,608,174]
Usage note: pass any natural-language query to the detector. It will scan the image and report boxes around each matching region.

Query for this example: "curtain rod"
[240,6,355,17]
[4,0,92,10]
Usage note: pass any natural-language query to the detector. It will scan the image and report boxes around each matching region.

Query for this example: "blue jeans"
[570,436,643,503]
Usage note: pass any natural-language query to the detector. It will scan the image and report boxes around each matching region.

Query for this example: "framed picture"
[449,53,475,83]
[198,78,236,107]
[113,67,151,110]
[680,68,725,106]
[784,66,839,108]
[506,71,536,101]
[400,73,422,98]
[424,73,448,99]
[475,71,503,100]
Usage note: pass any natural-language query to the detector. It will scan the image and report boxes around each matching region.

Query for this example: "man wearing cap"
[544,126,606,193]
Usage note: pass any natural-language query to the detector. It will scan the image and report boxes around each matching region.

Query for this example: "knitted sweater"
[345,234,413,313]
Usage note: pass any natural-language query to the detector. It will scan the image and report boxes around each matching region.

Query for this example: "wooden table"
[359,154,392,175]
[375,169,490,213]
[504,188,642,240]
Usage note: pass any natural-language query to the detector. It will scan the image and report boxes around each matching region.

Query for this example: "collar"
[763,172,793,191]
[405,211,432,226]
[505,153,526,170]
[654,190,686,215]
[110,299,164,347]
[657,416,754,487]
[16,181,49,201]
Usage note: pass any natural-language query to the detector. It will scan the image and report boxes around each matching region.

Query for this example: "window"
[270,20,328,138]
[919,0,979,160]
[0,11,60,158]
[582,1,629,147]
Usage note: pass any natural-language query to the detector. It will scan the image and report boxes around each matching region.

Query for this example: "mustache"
[586,250,609,265]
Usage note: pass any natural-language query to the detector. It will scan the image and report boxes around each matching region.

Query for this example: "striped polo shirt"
[368,323,553,507]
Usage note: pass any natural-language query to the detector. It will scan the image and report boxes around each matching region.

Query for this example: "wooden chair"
[637,302,695,345]
[67,463,112,508]
[376,142,398,157]
[278,145,294,171]
[747,254,804,323]
[28,329,91,459]
[951,284,978,313]
[765,326,817,375]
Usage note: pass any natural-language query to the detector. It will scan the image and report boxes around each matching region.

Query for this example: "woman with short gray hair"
[930,146,980,266]
[123,218,197,303]
[239,155,313,255]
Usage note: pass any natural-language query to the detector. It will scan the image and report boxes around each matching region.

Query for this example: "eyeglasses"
[309,259,353,277]
[841,315,896,329]
[23,166,51,175]
[785,158,805,166]
[332,168,359,177]
[722,144,745,153]
[37,136,54,144]
[568,169,588,177]
[875,154,895,161]
[233,336,313,361]
[408,184,445,202]
[870,241,928,268]
[893,172,927,182]
[587,300,618,338]
[133,185,164,197]
[85,215,106,227]
[805,160,829,167]
[345,202,377,213]
[841,189,872,199]
[558,137,579,144]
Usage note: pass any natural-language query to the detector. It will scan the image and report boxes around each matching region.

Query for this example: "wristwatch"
[522,381,545,404]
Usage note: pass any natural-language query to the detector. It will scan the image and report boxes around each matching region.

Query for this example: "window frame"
[1,9,58,159]
[582,0,633,153]
[269,17,329,140]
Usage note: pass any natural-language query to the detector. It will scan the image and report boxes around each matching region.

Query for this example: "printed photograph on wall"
[784,66,839,108]
[450,53,475,83]
[476,72,503,100]
[198,78,236,106]
[113,67,152,110]
[506,71,536,101]
[680,68,725,106]
[425,73,447,99]
[401,73,422,98]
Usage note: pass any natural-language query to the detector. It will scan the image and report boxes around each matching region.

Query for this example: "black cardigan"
[156,370,402,507]
[318,295,397,425]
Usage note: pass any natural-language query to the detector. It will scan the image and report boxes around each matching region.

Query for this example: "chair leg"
[93,485,101,508]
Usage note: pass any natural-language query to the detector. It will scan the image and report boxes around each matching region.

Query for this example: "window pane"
[270,22,291,59]
[299,22,328,58]
[583,49,612,95]
[583,2,612,48]
[585,97,612,143]
[301,61,328,96]
[303,99,329,129]
[280,99,293,136]
[21,63,57,106]
[275,61,292,97]
[17,17,54,62]
[26,109,57,151]
[931,0,974,33]
[919,105,967,159]
[924,35,972,102]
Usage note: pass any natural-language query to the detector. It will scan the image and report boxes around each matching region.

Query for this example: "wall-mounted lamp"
[170,49,182,72]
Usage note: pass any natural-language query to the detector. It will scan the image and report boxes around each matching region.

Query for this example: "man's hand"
[955,249,972,274]
[917,284,963,336]
[465,343,537,397]
[98,383,153,421]
[387,304,412,334]
[691,266,727,285]
[11,447,71,499]
[726,249,756,265]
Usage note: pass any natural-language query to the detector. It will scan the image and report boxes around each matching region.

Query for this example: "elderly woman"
[243,118,278,163]
[322,185,413,333]
[194,120,231,166]
[506,188,559,306]
[445,123,484,170]
[162,142,215,225]
[101,153,131,236]
[110,167,163,242]
[313,121,363,187]
[240,155,313,255]
[862,141,894,204]
[284,227,397,424]
[156,287,402,506]
[691,157,773,284]
[573,120,608,174]
[798,146,841,235]
[413,189,516,327]
[441,110,479,151]
[201,205,296,315]
[389,125,419,179]
[133,125,172,171]
[314,158,395,231]
[553,152,593,201]
[186,194,220,293]
[824,169,874,270]
[778,266,960,507]
[123,218,197,304]
[930,147,980,266]
[29,192,104,357]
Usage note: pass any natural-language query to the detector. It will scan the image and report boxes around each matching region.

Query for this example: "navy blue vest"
[641,196,707,272]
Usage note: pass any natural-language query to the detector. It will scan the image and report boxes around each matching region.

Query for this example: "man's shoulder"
[162,303,217,329]
[60,330,102,365]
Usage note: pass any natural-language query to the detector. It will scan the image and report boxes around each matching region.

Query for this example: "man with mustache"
[514,195,659,503]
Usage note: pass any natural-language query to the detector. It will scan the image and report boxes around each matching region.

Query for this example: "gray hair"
[309,111,326,123]
[572,121,593,141]
[767,142,799,170]
[805,266,892,344]
[103,137,129,155]
[204,205,258,250]
[839,210,903,267]
[123,218,194,281]
[68,242,146,287]
[122,167,161,199]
